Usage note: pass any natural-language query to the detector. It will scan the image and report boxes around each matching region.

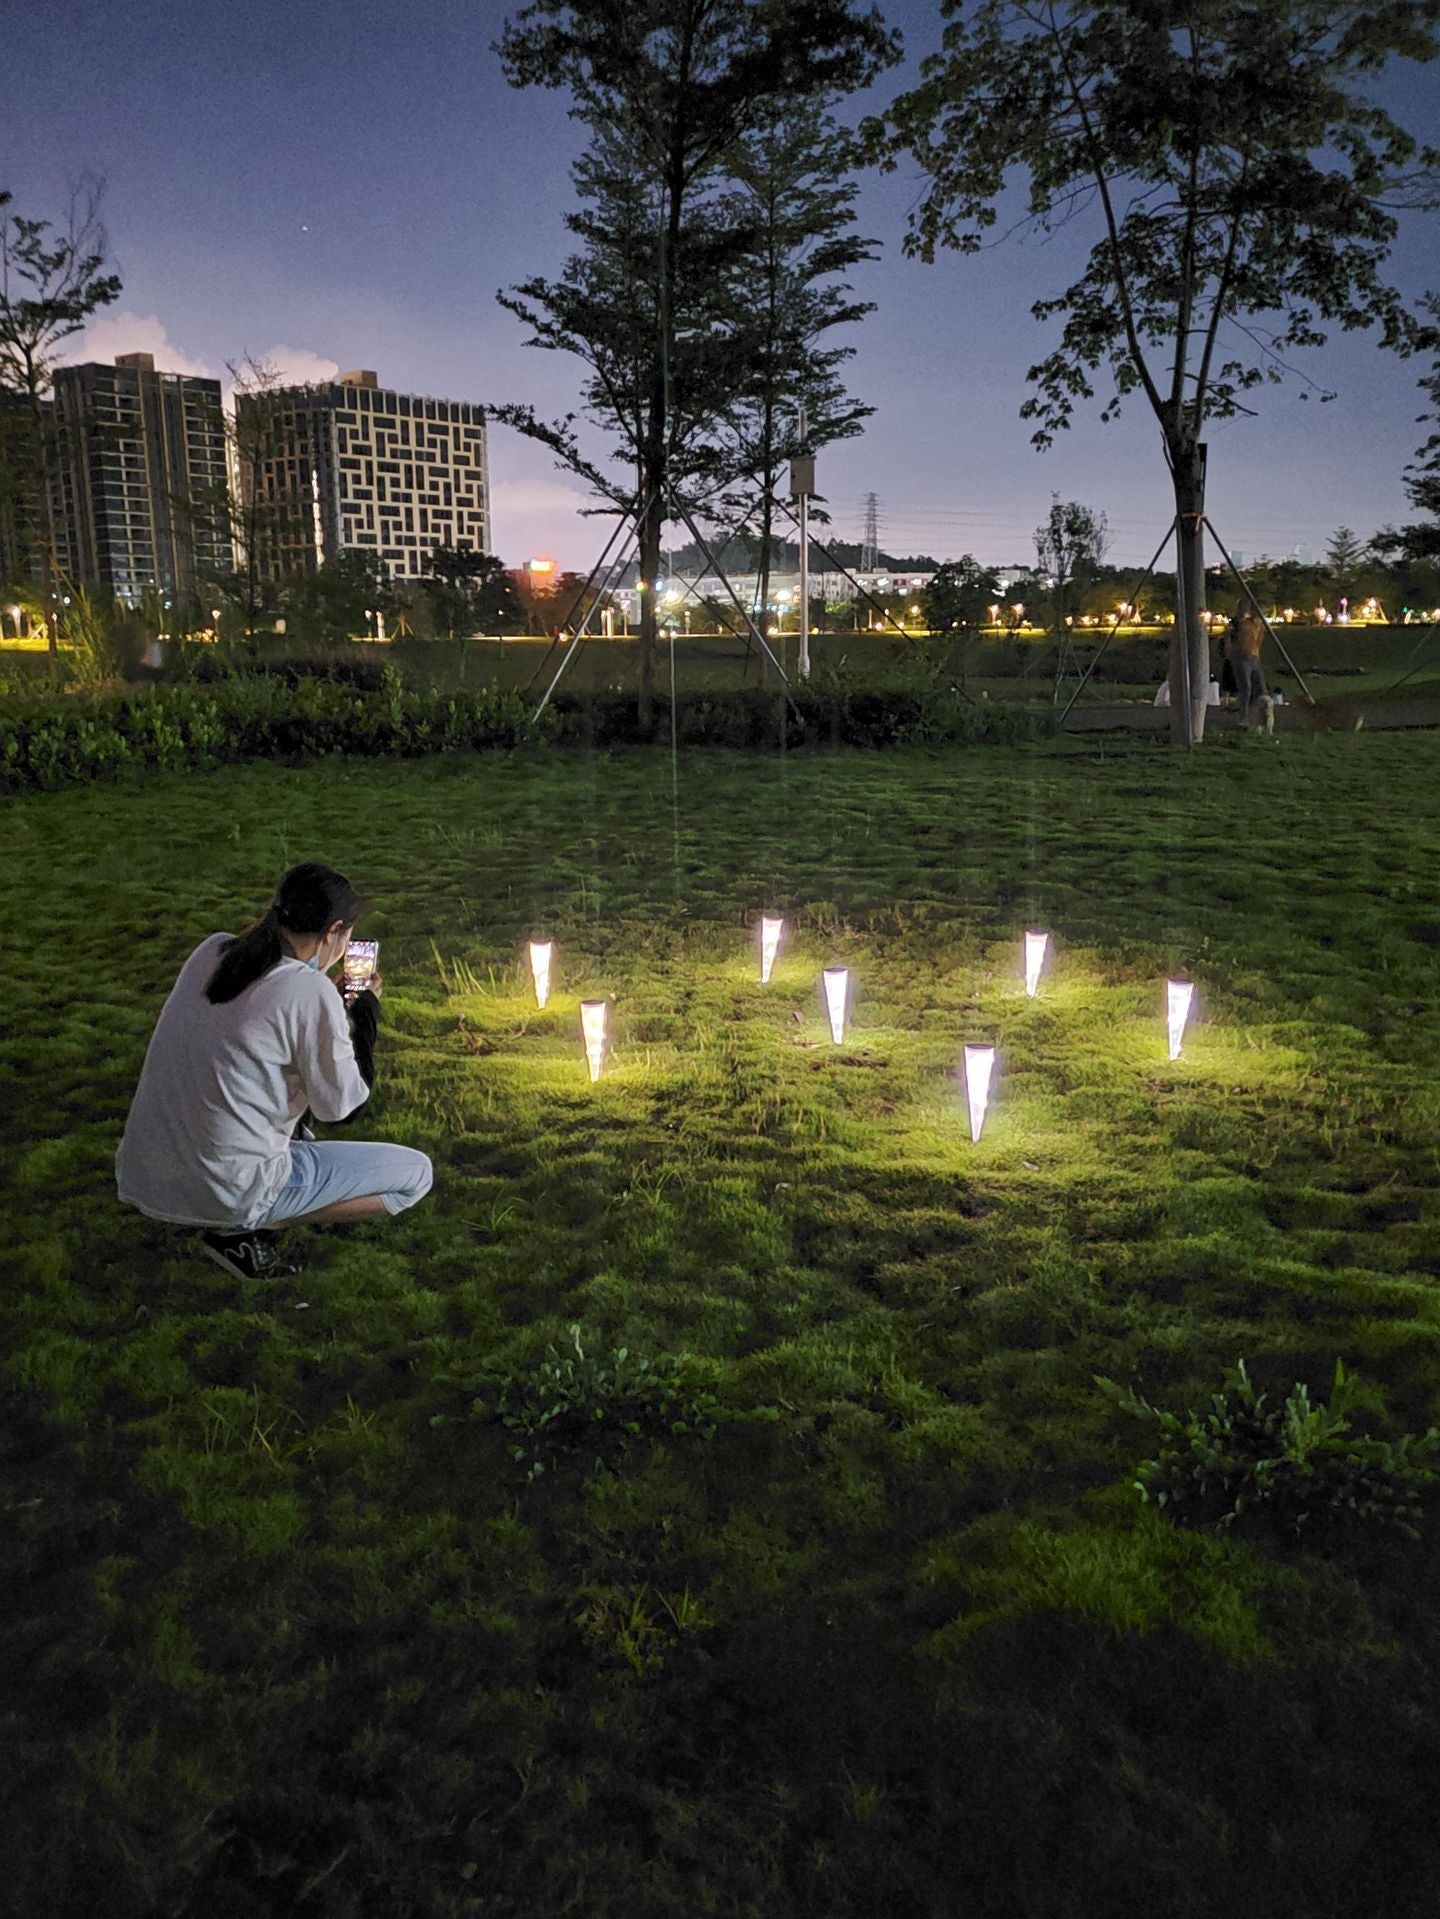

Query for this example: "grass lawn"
[15,617,1440,704]
[383,622,1440,707]
[6,730,1440,1916]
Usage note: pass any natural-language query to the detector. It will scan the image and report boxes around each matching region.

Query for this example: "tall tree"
[422,545,525,672]
[881,1,1440,742]
[497,0,898,725]
[286,549,393,649]
[922,553,1000,630]
[1374,295,1440,565]
[712,112,879,638]
[1035,496,1110,693]
[0,179,122,654]
[1324,523,1367,584]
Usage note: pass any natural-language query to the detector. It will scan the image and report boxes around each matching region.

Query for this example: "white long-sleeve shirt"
[116,932,370,1228]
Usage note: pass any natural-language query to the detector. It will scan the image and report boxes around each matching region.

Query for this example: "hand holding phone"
[342,939,379,1004]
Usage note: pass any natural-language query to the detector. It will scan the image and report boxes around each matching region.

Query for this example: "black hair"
[206,861,361,1005]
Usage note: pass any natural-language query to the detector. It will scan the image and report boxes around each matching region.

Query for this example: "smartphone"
[342,939,379,1003]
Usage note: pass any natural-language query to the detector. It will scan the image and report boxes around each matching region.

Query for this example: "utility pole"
[790,406,815,678]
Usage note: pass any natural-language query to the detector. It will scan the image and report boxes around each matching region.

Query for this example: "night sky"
[7,0,1437,571]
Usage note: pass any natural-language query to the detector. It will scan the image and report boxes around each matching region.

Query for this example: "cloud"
[62,311,211,378]
[488,474,606,569]
[243,344,341,389]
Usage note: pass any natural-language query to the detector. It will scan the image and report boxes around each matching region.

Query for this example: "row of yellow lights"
[524,928,1195,1142]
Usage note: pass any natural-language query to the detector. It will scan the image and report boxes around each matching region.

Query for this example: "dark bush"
[0,677,1055,795]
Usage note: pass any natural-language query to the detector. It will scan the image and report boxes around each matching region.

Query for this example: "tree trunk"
[637,486,662,733]
[756,485,774,687]
[1167,439,1210,744]
[28,384,60,664]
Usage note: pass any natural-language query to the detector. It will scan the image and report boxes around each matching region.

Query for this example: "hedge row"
[0,675,1051,795]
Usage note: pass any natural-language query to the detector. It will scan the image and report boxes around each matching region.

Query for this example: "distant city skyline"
[8,0,1437,577]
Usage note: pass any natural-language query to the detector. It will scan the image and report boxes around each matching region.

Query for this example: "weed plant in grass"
[5,733,1440,1915]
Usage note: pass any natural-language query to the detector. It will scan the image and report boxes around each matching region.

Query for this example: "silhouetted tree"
[497,0,898,726]
[881,1,1440,741]
[0,179,121,653]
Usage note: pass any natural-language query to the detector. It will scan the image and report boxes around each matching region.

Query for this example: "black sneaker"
[198,1229,302,1282]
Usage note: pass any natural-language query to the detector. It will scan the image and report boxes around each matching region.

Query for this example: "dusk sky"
[7,0,1437,573]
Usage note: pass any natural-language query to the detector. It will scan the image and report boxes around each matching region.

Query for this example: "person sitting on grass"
[116,861,433,1281]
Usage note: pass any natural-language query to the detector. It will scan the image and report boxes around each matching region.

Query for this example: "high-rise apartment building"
[49,353,233,603]
[237,369,489,584]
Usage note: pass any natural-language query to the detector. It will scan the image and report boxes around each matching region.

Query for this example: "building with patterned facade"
[236,369,489,584]
[48,353,233,604]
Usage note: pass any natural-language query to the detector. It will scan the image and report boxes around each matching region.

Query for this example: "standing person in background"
[1227,597,1267,725]
[117,861,432,1281]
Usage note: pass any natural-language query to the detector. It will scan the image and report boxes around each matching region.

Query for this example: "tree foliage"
[1035,499,1110,609]
[422,545,525,639]
[1375,295,1440,563]
[879,0,1440,737]
[0,179,122,401]
[922,553,1001,630]
[286,550,393,648]
[711,112,880,621]
[496,0,898,720]
[0,180,121,640]
[1324,523,1367,578]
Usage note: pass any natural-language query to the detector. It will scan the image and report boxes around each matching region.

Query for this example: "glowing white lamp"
[823,967,849,1044]
[529,939,553,1009]
[760,916,783,985]
[1024,930,1049,999]
[1167,979,1195,1061]
[963,1043,996,1142]
[580,999,609,1082]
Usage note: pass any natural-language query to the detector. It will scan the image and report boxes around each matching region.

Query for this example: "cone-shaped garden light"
[580,999,609,1082]
[529,939,553,1009]
[963,1043,996,1142]
[1024,931,1049,999]
[760,916,783,985]
[1167,979,1194,1061]
[823,968,849,1044]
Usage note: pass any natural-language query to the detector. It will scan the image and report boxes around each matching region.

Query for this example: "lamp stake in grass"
[580,999,609,1082]
[529,940,553,1009]
[1167,979,1195,1061]
[1024,930,1049,998]
[823,968,849,1044]
[963,1043,996,1142]
[760,916,783,984]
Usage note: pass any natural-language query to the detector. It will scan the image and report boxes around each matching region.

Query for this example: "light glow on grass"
[580,998,609,1081]
[963,1043,996,1141]
[529,939,553,1009]
[1167,979,1195,1061]
[823,967,849,1044]
[1024,930,1049,998]
[760,916,783,984]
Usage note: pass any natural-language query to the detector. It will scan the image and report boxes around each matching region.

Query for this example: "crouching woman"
[117,861,433,1281]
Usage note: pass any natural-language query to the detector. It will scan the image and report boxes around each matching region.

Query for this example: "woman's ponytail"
[206,862,360,1005]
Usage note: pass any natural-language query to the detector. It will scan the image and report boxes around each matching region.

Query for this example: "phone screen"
[343,939,379,1001]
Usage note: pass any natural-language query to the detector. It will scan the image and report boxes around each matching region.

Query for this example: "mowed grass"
[5,731,1440,1917]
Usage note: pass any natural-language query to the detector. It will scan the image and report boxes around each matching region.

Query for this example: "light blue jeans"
[257,1141,433,1226]
[1234,656,1266,722]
